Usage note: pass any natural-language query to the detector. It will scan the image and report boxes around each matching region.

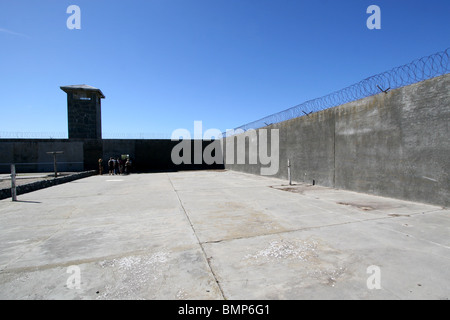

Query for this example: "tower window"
[74,92,91,100]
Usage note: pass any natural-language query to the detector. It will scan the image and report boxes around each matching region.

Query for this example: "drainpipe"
[11,164,17,202]
[288,159,292,186]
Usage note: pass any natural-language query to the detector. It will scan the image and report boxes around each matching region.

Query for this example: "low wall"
[0,171,96,200]
[223,74,450,207]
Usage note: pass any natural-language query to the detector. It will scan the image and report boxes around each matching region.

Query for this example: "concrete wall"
[102,139,224,172]
[0,138,224,174]
[0,139,84,173]
[223,74,450,207]
[335,73,449,206]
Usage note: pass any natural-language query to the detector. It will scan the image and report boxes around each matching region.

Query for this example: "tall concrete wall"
[335,74,449,206]
[0,139,84,173]
[223,74,450,207]
[102,139,224,172]
[0,138,224,174]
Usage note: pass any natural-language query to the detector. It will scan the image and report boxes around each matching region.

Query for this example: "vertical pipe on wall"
[11,164,17,202]
[288,159,292,186]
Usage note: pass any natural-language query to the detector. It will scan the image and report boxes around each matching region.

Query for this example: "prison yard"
[0,170,448,300]
[0,50,449,301]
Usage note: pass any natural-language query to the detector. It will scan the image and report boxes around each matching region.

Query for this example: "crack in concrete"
[167,173,226,300]
[200,209,447,246]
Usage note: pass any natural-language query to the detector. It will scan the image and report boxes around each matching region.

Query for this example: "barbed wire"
[0,132,68,139]
[102,132,172,139]
[0,132,172,140]
[1,49,448,140]
[223,47,449,136]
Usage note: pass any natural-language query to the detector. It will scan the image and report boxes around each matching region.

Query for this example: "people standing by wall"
[105,155,133,176]
[125,158,132,175]
[98,158,103,175]
[114,157,119,175]
[118,157,124,175]
[108,157,114,175]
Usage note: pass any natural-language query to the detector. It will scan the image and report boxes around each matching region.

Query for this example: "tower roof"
[60,84,105,99]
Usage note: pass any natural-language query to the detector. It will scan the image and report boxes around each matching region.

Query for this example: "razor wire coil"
[224,47,449,136]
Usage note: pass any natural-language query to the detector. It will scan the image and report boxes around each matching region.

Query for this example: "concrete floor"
[0,170,448,300]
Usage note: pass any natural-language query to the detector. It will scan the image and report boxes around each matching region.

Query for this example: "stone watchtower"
[60,85,105,140]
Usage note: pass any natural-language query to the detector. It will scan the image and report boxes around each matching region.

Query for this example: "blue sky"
[0,0,449,138]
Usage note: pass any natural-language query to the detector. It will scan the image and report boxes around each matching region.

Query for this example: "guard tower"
[60,84,105,140]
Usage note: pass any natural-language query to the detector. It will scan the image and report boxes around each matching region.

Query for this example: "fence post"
[46,151,64,178]
[11,164,17,202]
[53,154,58,178]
